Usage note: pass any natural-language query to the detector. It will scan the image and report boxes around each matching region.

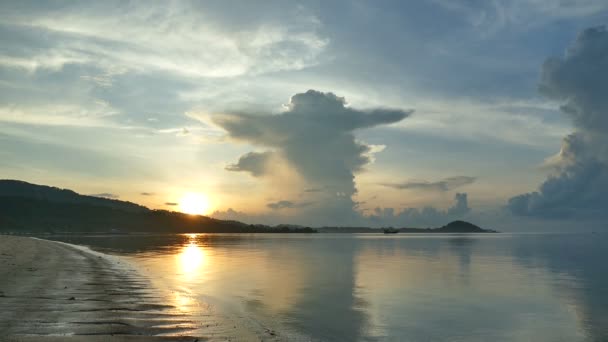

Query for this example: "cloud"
[225,151,274,177]
[0,2,327,77]
[538,27,608,135]
[448,193,471,216]
[140,192,154,196]
[508,26,608,219]
[267,200,314,210]
[382,176,476,192]
[211,208,279,226]
[213,89,412,224]
[368,193,472,227]
[165,202,178,206]
[0,104,118,127]
[508,136,608,219]
[213,193,473,228]
[431,0,608,33]
[89,193,119,199]
[0,1,330,133]
[212,208,247,221]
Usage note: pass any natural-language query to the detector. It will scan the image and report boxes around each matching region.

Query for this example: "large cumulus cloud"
[508,26,608,219]
[213,89,412,224]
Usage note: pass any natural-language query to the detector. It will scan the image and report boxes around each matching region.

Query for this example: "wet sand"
[0,235,202,341]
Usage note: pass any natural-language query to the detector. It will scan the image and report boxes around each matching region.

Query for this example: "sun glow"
[179,192,211,215]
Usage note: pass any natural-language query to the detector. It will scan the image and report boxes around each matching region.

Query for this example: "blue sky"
[1,1,607,229]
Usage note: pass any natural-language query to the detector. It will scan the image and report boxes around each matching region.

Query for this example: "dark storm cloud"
[538,26,608,133]
[215,89,412,224]
[89,193,119,199]
[225,151,274,177]
[508,142,608,219]
[382,176,476,192]
[508,26,608,219]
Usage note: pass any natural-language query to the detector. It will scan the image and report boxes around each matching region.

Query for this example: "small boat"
[383,227,399,234]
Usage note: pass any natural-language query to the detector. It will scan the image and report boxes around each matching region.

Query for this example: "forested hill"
[0,180,315,234]
[0,180,147,213]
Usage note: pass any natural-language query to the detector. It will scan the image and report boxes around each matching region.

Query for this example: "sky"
[1,0,607,230]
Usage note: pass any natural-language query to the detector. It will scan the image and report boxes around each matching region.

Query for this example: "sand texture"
[0,235,203,341]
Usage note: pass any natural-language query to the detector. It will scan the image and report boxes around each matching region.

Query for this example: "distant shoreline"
[1,180,494,235]
[318,220,498,233]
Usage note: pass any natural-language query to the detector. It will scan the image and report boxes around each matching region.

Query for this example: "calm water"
[47,233,608,341]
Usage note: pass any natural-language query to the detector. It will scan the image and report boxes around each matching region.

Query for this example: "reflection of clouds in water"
[46,233,608,341]
[447,236,475,285]
[355,236,582,341]
[283,238,370,341]
[510,234,608,341]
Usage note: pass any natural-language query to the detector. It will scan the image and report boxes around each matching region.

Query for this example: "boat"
[382,227,399,234]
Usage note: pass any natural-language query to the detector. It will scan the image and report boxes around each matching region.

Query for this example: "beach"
[0,235,201,341]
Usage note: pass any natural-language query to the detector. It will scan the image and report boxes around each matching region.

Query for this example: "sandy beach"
[0,235,201,341]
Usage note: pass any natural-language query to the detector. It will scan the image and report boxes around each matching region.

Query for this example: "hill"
[433,220,495,233]
[0,180,315,234]
[0,180,147,213]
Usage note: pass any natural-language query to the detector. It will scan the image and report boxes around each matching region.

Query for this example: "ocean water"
[48,232,608,341]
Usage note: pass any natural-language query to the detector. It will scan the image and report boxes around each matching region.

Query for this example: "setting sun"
[179,193,212,215]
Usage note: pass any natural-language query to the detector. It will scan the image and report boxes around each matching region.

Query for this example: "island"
[317,220,497,234]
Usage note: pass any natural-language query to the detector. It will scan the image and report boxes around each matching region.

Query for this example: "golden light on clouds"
[179,192,212,215]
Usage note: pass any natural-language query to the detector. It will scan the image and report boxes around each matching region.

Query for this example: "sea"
[47,232,608,341]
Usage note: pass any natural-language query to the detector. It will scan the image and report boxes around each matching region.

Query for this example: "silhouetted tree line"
[0,197,316,234]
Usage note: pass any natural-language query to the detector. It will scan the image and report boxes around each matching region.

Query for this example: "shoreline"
[0,236,201,341]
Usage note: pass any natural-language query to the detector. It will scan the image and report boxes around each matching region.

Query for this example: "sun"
[179,192,211,215]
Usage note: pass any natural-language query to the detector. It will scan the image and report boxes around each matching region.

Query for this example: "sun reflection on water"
[178,234,207,277]
[173,291,196,313]
[172,234,208,313]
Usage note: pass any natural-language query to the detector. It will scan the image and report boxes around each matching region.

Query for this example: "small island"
[318,220,497,233]
[402,220,497,233]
